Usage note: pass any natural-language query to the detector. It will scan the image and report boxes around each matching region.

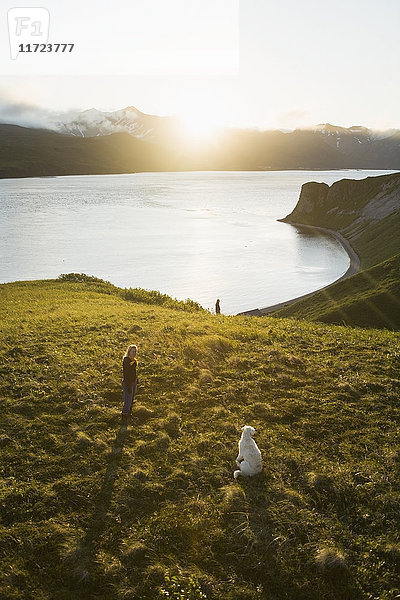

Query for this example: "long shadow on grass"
[66,422,130,590]
[231,473,283,597]
[236,473,363,600]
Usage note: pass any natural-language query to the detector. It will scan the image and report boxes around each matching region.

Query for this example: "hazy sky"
[0,0,399,129]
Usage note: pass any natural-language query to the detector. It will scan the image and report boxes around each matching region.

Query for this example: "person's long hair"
[124,344,137,358]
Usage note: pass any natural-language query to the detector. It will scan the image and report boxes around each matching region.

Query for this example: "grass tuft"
[315,547,348,575]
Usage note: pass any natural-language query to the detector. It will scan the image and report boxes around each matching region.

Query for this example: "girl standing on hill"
[121,344,138,423]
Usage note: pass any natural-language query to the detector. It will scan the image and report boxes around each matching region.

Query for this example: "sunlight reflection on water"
[0,170,394,314]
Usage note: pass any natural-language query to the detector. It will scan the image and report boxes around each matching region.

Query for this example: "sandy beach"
[239,223,361,317]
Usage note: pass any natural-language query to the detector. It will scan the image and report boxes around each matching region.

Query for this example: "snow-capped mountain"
[1,98,398,150]
[313,123,399,148]
[52,110,400,154]
[50,106,177,141]
[1,104,399,178]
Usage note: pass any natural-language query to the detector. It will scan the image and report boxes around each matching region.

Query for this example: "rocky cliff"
[276,171,400,328]
[281,172,400,268]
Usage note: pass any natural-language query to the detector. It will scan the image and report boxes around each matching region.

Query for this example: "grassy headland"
[276,172,400,328]
[1,276,399,599]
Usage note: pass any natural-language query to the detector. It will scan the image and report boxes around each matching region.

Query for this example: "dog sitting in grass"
[234,425,262,479]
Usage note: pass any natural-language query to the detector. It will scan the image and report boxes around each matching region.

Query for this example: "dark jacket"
[123,356,137,389]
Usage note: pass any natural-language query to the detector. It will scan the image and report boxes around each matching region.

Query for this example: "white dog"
[234,425,262,479]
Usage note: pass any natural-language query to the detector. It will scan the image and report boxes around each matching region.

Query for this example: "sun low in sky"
[0,0,399,132]
[176,91,229,141]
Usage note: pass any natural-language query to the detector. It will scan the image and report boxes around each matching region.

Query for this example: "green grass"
[1,278,400,599]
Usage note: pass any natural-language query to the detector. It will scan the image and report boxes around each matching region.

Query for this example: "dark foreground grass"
[1,279,400,600]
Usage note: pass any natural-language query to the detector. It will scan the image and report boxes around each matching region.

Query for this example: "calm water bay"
[0,170,393,314]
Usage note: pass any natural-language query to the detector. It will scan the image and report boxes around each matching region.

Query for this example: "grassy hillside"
[1,277,400,600]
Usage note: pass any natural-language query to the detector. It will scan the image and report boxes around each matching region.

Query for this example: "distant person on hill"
[121,344,138,423]
[215,298,221,314]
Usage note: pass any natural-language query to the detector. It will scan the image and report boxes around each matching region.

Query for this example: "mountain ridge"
[1,120,399,178]
[2,103,396,142]
[52,106,179,141]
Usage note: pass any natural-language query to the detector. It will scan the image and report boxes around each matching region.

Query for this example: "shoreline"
[238,223,361,317]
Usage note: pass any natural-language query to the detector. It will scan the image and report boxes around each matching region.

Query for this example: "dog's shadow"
[234,469,361,599]
[230,470,280,590]
[237,469,271,518]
